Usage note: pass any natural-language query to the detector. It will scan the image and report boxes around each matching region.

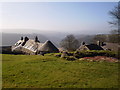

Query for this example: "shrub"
[54,53,61,57]
[67,52,74,56]
[74,50,117,59]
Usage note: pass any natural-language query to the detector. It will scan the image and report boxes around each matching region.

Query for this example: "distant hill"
[2,33,48,46]
[75,35,95,44]
[1,29,95,47]
[1,32,68,47]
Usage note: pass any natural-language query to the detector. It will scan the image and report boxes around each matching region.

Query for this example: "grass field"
[2,54,119,88]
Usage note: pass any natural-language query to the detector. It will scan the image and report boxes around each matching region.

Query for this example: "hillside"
[2,54,119,88]
[1,32,95,47]
[1,32,67,47]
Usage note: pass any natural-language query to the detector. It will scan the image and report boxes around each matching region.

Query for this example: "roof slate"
[85,44,104,50]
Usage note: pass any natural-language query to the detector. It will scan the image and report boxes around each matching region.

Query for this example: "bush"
[54,53,61,57]
[74,50,117,59]
[67,52,74,56]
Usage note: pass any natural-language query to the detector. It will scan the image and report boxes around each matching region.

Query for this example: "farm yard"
[2,53,119,88]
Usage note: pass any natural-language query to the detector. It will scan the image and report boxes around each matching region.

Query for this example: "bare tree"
[109,2,120,32]
[60,34,79,51]
[92,34,108,43]
[108,2,120,44]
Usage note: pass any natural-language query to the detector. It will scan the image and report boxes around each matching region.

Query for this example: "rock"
[54,54,61,57]
[61,51,69,58]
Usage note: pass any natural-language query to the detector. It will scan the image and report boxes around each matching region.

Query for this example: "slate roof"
[102,42,120,51]
[85,44,104,50]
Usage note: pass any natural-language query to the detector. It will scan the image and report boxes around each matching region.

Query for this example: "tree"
[109,2,120,30]
[108,34,119,43]
[92,34,108,43]
[108,2,120,44]
[60,34,79,51]
[110,30,118,34]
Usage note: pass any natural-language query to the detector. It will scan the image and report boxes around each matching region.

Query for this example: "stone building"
[12,36,59,55]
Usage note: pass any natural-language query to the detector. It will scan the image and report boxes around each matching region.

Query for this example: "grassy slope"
[2,54,119,88]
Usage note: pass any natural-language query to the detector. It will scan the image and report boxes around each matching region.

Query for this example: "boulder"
[61,51,69,58]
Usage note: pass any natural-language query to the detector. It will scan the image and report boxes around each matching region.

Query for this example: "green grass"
[2,54,119,88]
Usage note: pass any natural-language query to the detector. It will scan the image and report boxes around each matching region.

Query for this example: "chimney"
[21,37,23,40]
[97,41,101,46]
[35,36,40,42]
[22,37,29,46]
[101,42,106,46]
[24,37,29,42]
[81,41,85,45]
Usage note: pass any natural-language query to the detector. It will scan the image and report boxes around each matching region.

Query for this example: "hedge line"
[74,50,119,59]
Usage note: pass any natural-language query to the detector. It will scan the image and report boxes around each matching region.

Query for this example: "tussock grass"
[2,54,119,88]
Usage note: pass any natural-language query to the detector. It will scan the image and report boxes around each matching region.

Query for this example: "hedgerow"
[74,50,118,59]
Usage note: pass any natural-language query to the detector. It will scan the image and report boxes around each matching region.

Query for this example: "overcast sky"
[0,2,117,34]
